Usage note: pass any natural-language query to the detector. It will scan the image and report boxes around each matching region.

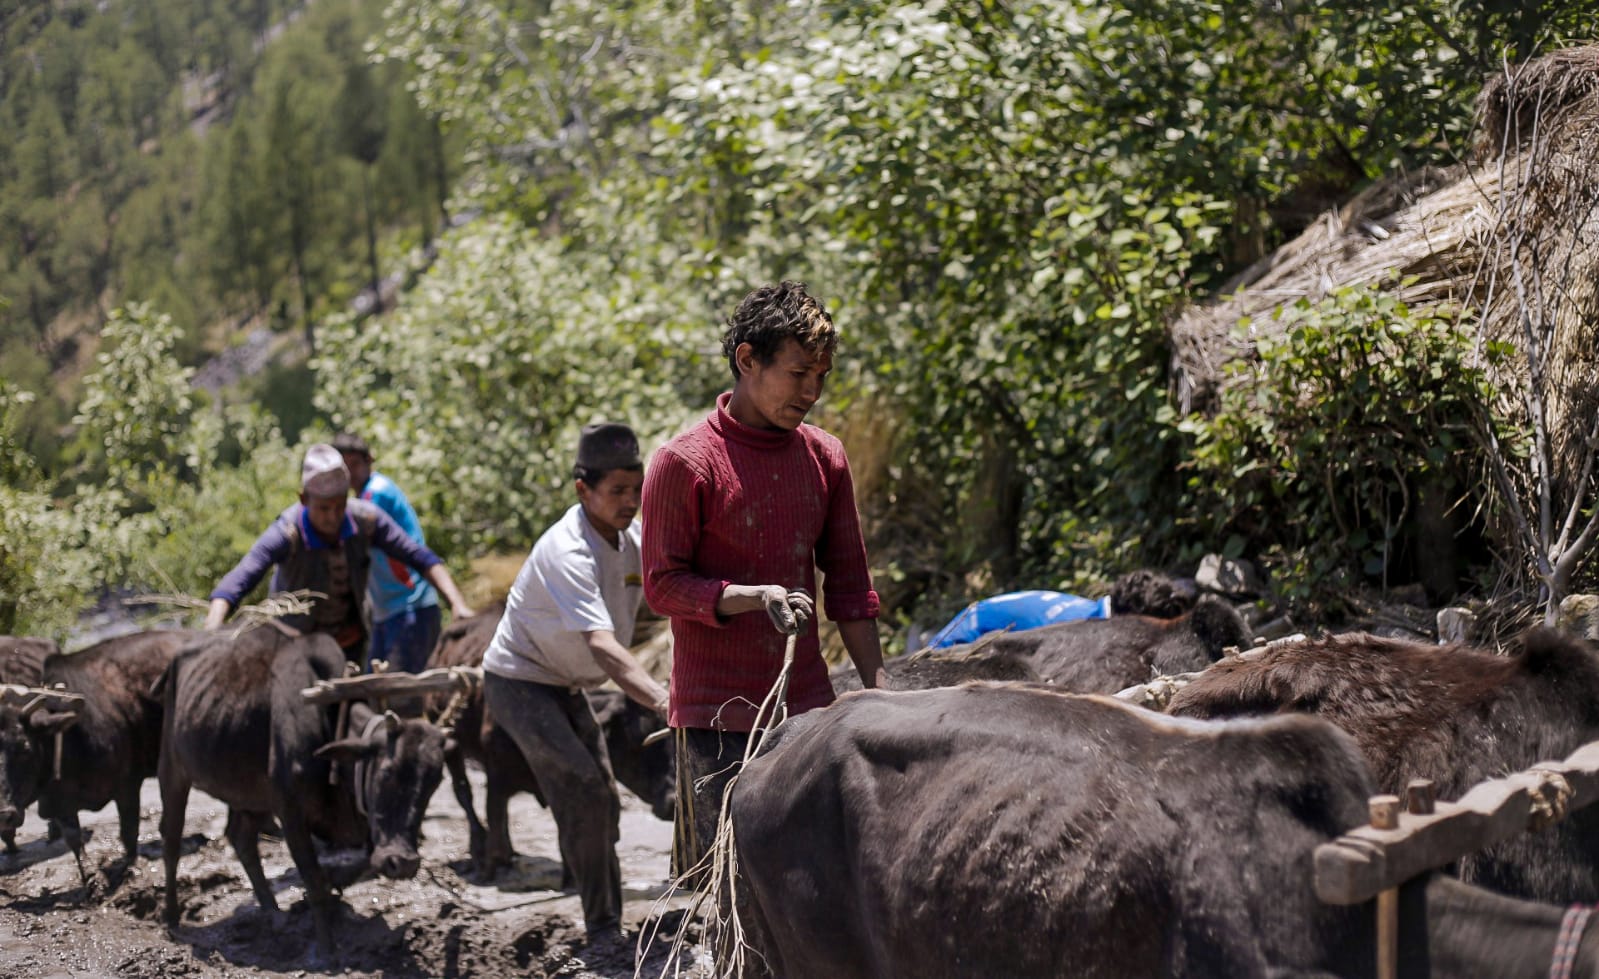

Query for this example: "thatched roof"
[1169,45,1599,499]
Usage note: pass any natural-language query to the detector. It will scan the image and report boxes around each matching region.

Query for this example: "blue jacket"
[358,471,439,622]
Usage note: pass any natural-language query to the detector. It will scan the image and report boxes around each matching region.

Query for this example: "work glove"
[763,587,814,636]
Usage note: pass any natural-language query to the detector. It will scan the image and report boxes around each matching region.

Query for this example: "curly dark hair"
[721,280,839,380]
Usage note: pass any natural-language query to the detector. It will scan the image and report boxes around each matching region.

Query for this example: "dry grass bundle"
[1170,163,1475,413]
[1476,45,1599,157]
[463,552,525,607]
[127,590,320,632]
[1169,44,1599,508]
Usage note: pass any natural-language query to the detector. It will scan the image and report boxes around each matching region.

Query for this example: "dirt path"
[0,766,708,978]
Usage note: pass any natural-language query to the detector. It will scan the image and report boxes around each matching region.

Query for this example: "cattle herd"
[5,576,1599,977]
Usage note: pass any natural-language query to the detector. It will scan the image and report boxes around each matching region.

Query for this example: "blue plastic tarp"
[925,590,1111,649]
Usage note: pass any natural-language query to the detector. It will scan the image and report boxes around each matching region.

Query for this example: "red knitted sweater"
[642,393,880,731]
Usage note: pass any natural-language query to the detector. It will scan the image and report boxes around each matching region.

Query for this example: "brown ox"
[1168,628,1599,902]
[832,594,1249,696]
[157,626,450,956]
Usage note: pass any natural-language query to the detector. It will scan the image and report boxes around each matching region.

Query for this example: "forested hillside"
[0,0,453,470]
[3,0,1597,641]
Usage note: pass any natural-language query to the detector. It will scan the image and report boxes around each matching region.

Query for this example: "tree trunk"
[362,164,381,317]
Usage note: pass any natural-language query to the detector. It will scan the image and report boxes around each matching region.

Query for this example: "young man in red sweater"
[641,280,890,879]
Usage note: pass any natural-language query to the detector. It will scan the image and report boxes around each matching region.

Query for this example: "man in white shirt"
[481,422,669,941]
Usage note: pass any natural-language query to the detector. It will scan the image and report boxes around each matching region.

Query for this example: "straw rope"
[643,604,805,979]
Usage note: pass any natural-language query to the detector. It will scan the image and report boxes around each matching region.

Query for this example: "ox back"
[731,686,1599,979]
[1167,627,1599,903]
[829,648,1041,694]
[839,594,1249,697]
[426,604,674,877]
[0,630,192,862]
[981,594,1250,691]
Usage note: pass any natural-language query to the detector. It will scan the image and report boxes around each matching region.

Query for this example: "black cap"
[576,422,641,471]
[331,432,371,457]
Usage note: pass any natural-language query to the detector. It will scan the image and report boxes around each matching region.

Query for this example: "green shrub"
[1184,284,1503,612]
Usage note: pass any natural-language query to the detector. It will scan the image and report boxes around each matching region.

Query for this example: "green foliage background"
[2,0,1596,640]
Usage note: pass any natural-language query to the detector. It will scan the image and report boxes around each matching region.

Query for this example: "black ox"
[731,686,1599,978]
[426,605,675,878]
[832,591,1249,695]
[0,633,57,853]
[0,630,191,870]
[157,626,450,951]
[1168,627,1599,903]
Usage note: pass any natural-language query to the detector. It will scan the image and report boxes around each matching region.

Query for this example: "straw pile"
[1169,45,1599,503]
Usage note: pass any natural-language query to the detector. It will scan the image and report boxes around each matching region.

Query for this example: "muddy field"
[0,765,709,978]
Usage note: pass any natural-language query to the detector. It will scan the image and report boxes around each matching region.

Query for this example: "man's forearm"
[586,631,670,717]
[839,618,889,689]
[716,584,771,617]
[203,597,232,630]
[423,564,476,618]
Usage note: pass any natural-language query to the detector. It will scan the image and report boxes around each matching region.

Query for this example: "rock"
[1436,607,1477,644]
[1195,554,1267,598]
[1558,594,1599,641]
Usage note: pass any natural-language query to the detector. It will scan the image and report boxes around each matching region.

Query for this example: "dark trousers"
[483,672,622,932]
[672,727,753,883]
[366,604,442,674]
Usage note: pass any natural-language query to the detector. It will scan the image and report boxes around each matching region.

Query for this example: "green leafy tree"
[73,302,196,485]
[313,215,725,557]
[339,62,391,312]
[251,33,345,345]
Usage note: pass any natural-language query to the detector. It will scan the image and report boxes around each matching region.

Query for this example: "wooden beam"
[300,666,479,706]
[0,683,87,713]
[1315,740,1599,904]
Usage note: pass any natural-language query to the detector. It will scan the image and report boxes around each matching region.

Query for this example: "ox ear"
[315,737,382,764]
[27,710,78,736]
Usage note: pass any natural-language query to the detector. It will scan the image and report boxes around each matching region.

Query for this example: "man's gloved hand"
[761,587,814,636]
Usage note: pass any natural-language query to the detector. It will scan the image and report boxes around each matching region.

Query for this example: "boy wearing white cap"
[481,421,668,941]
[204,443,475,664]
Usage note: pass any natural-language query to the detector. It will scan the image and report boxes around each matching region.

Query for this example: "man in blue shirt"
[333,432,447,673]
[205,443,474,666]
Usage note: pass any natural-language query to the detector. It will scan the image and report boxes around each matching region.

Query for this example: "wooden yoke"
[300,666,481,706]
[1315,740,1599,906]
[1,683,87,782]
[0,683,87,715]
